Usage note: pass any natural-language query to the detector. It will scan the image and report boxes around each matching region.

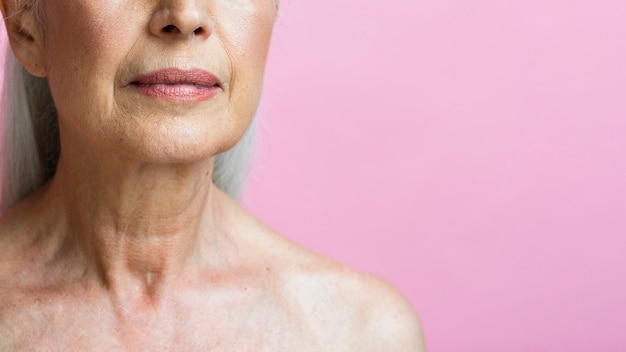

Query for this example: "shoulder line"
[354,274,427,351]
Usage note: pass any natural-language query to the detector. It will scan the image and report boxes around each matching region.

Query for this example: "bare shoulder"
[254,225,427,351]
[0,193,61,297]
[0,208,33,285]
[0,208,36,350]
[350,273,427,351]
[218,196,427,350]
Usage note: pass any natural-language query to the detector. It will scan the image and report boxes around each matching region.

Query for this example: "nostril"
[160,25,204,36]
[162,24,177,33]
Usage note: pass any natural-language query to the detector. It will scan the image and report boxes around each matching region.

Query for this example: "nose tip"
[150,4,213,40]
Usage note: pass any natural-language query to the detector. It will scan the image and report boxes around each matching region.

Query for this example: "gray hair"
[1,49,256,210]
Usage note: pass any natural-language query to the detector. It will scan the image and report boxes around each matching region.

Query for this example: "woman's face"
[34,0,277,163]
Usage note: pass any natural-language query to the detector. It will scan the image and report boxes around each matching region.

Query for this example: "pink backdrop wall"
[2,0,625,350]
[244,0,626,351]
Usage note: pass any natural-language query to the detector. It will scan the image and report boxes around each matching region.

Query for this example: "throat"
[98,258,184,308]
[89,226,204,299]
[43,154,223,305]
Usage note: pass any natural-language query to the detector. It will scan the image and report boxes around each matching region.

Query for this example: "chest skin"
[0,283,356,352]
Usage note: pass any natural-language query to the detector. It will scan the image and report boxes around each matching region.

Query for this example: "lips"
[129,68,222,103]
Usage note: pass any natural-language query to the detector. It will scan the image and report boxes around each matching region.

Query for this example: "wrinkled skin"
[0,0,426,350]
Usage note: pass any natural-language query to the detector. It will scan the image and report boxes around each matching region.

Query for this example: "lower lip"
[130,83,221,103]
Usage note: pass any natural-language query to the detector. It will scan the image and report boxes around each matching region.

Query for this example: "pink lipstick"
[129,68,222,102]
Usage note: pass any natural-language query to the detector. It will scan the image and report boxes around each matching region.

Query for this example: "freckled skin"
[0,0,426,350]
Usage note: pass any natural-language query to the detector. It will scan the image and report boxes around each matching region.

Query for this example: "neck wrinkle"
[48,151,219,302]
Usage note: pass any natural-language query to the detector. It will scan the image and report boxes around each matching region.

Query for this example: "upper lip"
[130,68,221,87]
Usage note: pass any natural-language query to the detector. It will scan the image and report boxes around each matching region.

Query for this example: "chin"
[127,119,248,164]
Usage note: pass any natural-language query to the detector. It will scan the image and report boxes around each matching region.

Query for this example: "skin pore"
[0,0,426,350]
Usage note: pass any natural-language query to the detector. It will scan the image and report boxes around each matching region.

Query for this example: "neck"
[46,150,222,301]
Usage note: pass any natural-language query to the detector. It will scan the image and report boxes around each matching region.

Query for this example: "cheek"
[43,3,134,88]
[42,2,142,134]
[216,3,276,130]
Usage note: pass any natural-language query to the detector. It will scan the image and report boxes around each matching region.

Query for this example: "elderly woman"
[0,0,425,350]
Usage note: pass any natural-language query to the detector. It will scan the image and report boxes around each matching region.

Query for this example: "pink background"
[2,0,625,350]
[244,0,626,351]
